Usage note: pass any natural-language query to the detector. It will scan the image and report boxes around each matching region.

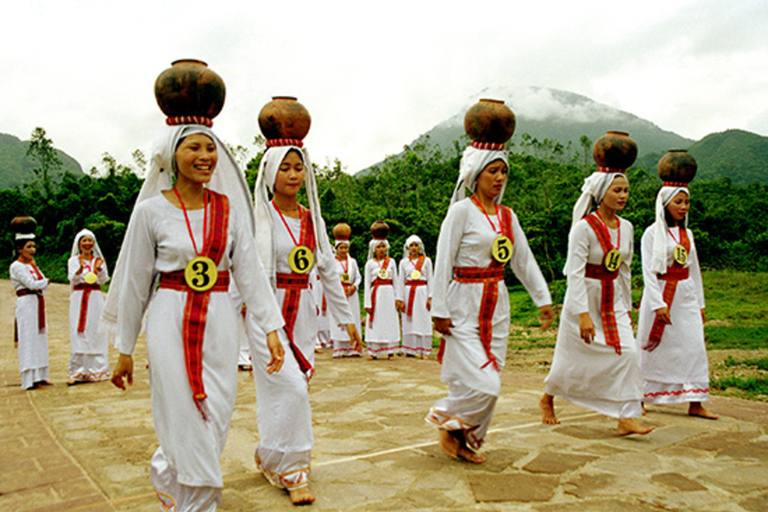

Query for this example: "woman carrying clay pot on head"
[329,223,363,358]
[247,96,362,505]
[104,60,285,511]
[427,100,553,464]
[398,234,434,360]
[540,131,654,436]
[636,151,717,420]
[10,217,51,390]
[364,221,404,360]
[67,229,110,385]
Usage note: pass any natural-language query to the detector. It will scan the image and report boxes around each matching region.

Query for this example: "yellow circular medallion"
[410,270,422,280]
[288,246,314,274]
[491,236,514,264]
[673,244,688,265]
[604,249,622,272]
[377,268,389,280]
[341,273,350,283]
[184,256,219,292]
[84,272,98,285]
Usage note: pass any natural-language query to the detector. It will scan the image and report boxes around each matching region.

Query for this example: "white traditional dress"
[311,269,332,349]
[329,254,362,357]
[103,125,284,511]
[11,259,49,389]
[364,255,403,357]
[544,213,642,418]
[249,144,355,492]
[426,198,551,448]
[399,243,434,357]
[637,208,709,403]
[67,230,110,383]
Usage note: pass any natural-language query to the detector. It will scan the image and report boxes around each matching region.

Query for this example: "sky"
[2,0,767,175]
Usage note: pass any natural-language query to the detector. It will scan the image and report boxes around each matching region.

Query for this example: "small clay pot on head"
[370,220,389,239]
[658,150,697,184]
[464,99,516,144]
[333,223,352,240]
[155,59,226,121]
[593,131,638,169]
[258,97,311,141]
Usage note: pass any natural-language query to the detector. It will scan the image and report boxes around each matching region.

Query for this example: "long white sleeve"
[508,212,552,308]
[640,226,666,313]
[431,204,465,319]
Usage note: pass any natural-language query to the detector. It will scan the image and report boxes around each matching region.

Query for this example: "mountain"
[0,133,84,189]
[686,129,768,186]
[413,86,694,159]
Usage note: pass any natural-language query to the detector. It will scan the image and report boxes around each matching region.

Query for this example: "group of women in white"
[10,77,716,509]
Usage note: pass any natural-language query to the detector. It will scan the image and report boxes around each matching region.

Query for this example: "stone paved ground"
[2,281,768,511]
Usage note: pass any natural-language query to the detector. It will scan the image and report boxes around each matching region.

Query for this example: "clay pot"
[658,150,697,184]
[9,216,37,234]
[464,99,516,144]
[258,97,311,140]
[154,59,226,120]
[370,220,390,239]
[592,131,638,169]
[333,223,352,240]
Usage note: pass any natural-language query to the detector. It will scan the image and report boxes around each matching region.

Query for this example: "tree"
[25,127,62,199]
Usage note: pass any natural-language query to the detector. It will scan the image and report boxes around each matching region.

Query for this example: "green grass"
[723,355,768,371]
[706,326,768,350]
[711,376,768,396]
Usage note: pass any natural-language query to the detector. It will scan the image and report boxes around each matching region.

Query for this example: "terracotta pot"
[464,99,516,144]
[333,223,352,240]
[258,97,311,140]
[370,220,390,239]
[154,59,226,120]
[592,131,638,169]
[9,216,37,234]
[658,150,697,184]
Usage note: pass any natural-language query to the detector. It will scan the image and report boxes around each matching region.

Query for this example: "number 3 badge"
[289,246,314,274]
[185,256,218,292]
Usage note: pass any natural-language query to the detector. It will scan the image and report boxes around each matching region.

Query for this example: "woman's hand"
[701,308,706,324]
[77,254,85,274]
[265,330,284,374]
[578,313,594,344]
[654,307,671,326]
[111,353,134,390]
[94,257,104,272]
[365,307,373,316]
[539,305,554,330]
[426,298,432,311]
[395,300,405,313]
[346,324,363,353]
[345,285,356,297]
[434,317,453,336]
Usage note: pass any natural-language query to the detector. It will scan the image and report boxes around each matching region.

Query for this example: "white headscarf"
[563,171,628,275]
[100,124,253,337]
[367,239,390,262]
[650,186,690,274]
[70,229,104,259]
[253,144,331,288]
[334,238,349,249]
[402,234,425,259]
[449,145,508,206]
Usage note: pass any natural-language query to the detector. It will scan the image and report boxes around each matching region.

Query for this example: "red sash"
[648,229,691,345]
[584,214,622,355]
[443,204,514,371]
[17,262,46,333]
[368,258,392,326]
[164,190,229,419]
[405,256,427,316]
[74,282,102,333]
[278,205,316,378]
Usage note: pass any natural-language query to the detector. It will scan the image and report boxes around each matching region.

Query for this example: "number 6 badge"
[289,246,314,274]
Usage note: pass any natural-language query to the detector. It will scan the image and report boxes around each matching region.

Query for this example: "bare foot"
[438,429,459,459]
[617,418,655,436]
[388,354,394,360]
[457,445,486,464]
[367,355,375,361]
[289,486,315,506]
[641,402,647,416]
[688,402,718,420]
[421,354,429,360]
[539,393,560,424]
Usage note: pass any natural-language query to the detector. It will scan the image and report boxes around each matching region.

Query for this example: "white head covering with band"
[367,238,390,262]
[14,233,35,241]
[334,238,350,249]
[449,142,508,207]
[100,123,253,338]
[402,234,425,259]
[650,185,690,274]
[253,142,330,287]
[70,229,104,260]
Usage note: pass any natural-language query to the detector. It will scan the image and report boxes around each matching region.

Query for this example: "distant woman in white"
[67,229,110,384]
[398,235,433,359]
[540,170,654,435]
[249,142,361,505]
[329,237,362,358]
[428,143,553,464]
[105,124,285,512]
[364,236,403,359]
[637,184,717,419]
[11,234,51,390]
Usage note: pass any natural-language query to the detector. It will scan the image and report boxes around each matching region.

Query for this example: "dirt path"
[2,281,768,511]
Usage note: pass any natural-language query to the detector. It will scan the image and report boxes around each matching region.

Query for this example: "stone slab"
[467,472,559,502]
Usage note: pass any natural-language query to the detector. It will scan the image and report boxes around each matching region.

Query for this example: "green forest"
[3,128,768,293]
